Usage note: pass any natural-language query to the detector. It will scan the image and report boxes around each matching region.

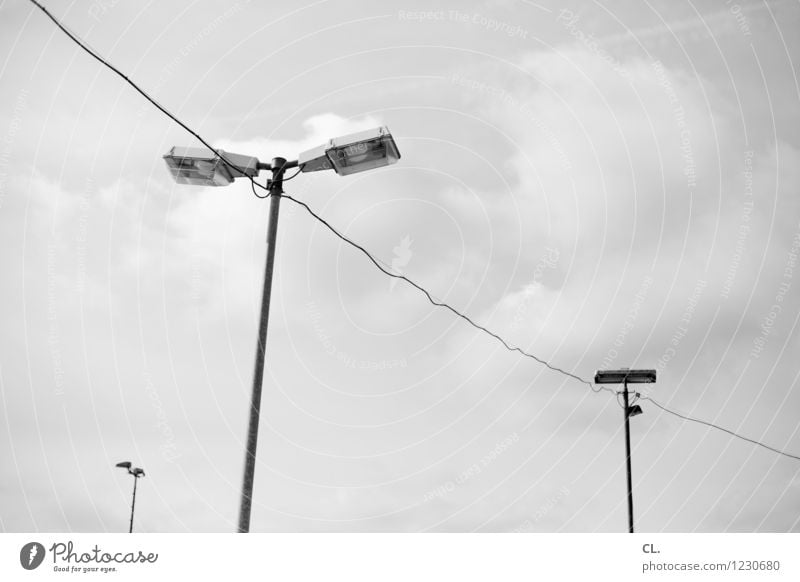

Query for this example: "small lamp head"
[627,405,643,418]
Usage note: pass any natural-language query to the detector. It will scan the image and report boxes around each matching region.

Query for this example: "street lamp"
[115,461,145,533]
[595,368,656,533]
[163,126,400,533]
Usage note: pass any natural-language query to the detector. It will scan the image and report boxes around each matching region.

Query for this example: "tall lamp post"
[115,461,145,533]
[594,368,656,533]
[163,126,401,532]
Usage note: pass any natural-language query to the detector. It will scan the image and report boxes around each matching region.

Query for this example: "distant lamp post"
[163,126,400,533]
[595,368,656,533]
[115,461,145,533]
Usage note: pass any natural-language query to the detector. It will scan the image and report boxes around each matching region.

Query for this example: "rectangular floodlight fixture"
[595,369,657,384]
[298,126,400,176]
[163,146,260,187]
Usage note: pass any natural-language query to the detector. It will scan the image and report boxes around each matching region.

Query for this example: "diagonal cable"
[281,193,608,392]
[642,397,800,461]
[27,0,272,195]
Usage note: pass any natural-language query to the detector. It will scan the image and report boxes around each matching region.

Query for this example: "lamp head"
[594,369,657,384]
[298,126,400,176]
[132,468,145,478]
[163,146,260,186]
[115,461,132,470]
[627,404,643,418]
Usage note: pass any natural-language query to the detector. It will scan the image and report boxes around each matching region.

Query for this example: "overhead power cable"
[27,0,271,195]
[281,193,800,462]
[28,0,800,463]
[280,193,604,391]
[642,397,800,462]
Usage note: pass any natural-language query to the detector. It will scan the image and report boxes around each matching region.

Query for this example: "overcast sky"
[1,0,799,533]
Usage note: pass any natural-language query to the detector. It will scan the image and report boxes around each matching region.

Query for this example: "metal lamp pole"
[622,380,634,533]
[163,126,400,533]
[237,158,296,533]
[115,462,144,533]
[594,368,654,534]
[128,473,139,534]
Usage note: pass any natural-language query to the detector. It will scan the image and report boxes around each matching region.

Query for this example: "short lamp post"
[163,126,400,533]
[594,368,656,533]
[115,461,145,533]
